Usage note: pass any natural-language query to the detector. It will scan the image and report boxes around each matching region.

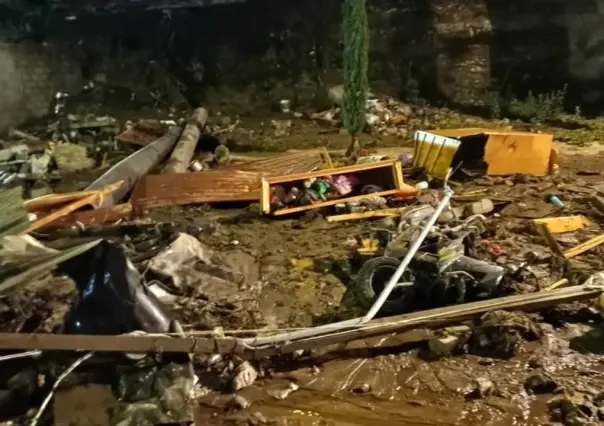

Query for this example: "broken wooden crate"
[413,128,558,180]
[260,159,416,216]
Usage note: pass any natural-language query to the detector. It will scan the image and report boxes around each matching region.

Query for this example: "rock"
[437,206,464,223]
[428,334,462,356]
[248,411,268,425]
[428,326,470,356]
[528,357,544,369]
[467,377,495,398]
[30,152,52,176]
[399,104,413,117]
[468,310,541,359]
[464,198,494,217]
[352,383,371,394]
[386,127,398,135]
[548,393,597,426]
[232,362,258,391]
[525,372,559,394]
[268,381,299,400]
[230,395,251,410]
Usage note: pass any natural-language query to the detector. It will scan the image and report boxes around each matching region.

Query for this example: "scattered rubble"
[1,92,604,426]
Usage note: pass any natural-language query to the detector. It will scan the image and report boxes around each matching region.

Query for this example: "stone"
[525,372,559,394]
[230,395,251,410]
[437,206,464,223]
[248,411,268,425]
[464,198,494,217]
[469,377,495,398]
[547,393,597,426]
[268,381,299,400]
[352,383,372,394]
[428,327,470,356]
[232,362,258,391]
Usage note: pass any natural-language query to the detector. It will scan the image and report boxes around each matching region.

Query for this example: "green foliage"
[508,85,567,123]
[484,90,502,119]
[342,0,369,134]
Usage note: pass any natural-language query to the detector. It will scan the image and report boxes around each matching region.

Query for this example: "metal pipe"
[245,179,454,347]
[86,126,182,208]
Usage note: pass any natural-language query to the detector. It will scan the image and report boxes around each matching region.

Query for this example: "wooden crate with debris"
[260,159,417,216]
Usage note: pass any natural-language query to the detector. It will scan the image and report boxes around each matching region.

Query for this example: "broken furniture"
[260,159,416,216]
[413,128,558,179]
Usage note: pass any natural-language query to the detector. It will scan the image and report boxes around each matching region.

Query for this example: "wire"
[29,352,94,426]
[0,350,41,362]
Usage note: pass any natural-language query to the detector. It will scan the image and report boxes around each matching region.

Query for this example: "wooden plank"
[25,182,123,234]
[564,234,604,259]
[24,190,104,213]
[326,206,412,222]
[534,215,590,233]
[39,203,133,230]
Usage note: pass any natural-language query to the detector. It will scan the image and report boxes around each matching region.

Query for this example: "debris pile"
[1,93,604,426]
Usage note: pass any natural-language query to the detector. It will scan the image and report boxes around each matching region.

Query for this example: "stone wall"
[0,41,81,132]
[2,0,604,127]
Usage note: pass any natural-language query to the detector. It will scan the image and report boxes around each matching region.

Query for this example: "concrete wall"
[0,41,81,132]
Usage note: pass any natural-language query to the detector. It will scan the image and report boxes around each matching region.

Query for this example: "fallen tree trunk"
[0,284,600,357]
[163,107,208,174]
[86,126,182,208]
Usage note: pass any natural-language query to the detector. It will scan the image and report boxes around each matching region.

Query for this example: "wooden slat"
[564,235,604,259]
[25,182,123,234]
[326,206,412,222]
[263,159,399,185]
[24,190,104,213]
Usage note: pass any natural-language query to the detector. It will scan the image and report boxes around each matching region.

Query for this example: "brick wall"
[0,41,82,132]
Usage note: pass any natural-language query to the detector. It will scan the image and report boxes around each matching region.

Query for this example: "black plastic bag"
[59,240,172,335]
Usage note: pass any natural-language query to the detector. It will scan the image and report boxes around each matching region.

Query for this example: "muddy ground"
[4,109,604,425]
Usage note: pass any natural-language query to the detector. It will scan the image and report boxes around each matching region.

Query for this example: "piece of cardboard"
[413,128,555,178]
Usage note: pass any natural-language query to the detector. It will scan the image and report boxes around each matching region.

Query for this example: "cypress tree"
[342,0,369,158]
